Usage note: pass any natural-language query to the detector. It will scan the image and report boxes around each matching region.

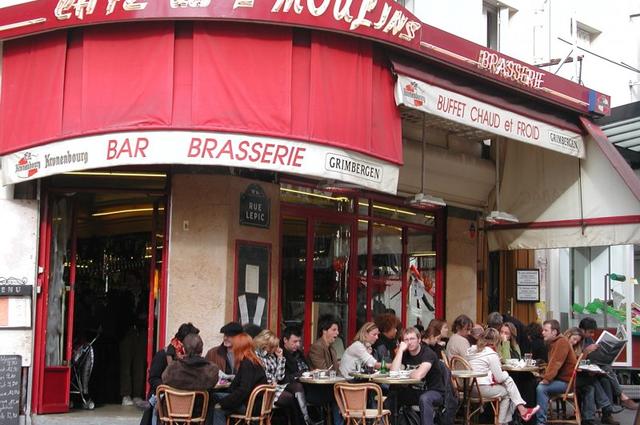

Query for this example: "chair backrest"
[334,382,385,417]
[449,355,484,404]
[156,384,209,423]
[440,350,450,368]
[242,384,277,420]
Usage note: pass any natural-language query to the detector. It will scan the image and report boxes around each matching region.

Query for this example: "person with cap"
[205,322,242,375]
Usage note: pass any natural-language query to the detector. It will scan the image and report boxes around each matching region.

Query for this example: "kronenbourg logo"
[14,152,40,179]
[403,81,426,107]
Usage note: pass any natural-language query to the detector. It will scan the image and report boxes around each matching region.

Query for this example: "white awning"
[487,117,640,250]
[394,74,586,158]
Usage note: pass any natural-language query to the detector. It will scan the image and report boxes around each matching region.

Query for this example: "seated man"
[535,320,577,425]
[579,317,638,411]
[161,333,219,420]
[205,322,243,376]
[162,333,219,390]
[307,315,344,425]
[391,327,444,425]
[308,315,340,371]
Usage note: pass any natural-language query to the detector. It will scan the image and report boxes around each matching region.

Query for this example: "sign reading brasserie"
[240,184,270,228]
[0,0,609,115]
[1,130,399,193]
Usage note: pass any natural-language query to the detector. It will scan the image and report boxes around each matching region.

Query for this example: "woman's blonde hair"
[477,327,501,351]
[353,322,378,344]
[563,327,585,356]
[253,329,280,352]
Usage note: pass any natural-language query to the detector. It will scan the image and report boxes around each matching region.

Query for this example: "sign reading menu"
[0,355,21,425]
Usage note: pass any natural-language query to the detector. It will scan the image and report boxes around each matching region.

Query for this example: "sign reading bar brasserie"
[0,0,609,115]
[395,74,586,159]
[0,130,399,194]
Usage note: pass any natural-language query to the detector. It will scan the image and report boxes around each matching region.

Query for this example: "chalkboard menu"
[0,355,20,425]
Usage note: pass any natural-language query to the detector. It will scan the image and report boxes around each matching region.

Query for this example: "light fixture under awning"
[486,118,640,250]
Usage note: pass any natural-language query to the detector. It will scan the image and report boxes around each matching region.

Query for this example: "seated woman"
[339,322,381,378]
[565,327,619,425]
[213,333,268,425]
[421,319,447,359]
[466,328,539,424]
[498,322,522,360]
[254,330,307,425]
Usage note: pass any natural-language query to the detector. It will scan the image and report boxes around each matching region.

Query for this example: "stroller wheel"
[83,399,95,410]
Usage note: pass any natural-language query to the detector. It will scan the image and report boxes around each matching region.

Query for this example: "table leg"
[463,379,470,425]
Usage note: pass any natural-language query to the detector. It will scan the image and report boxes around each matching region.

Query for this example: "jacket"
[446,333,470,359]
[161,355,219,391]
[205,343,233,374]
[283,348,309,384]
[219,358,268,411]
[372,334,397,363]
[466,345,509,386]
[308,337,339,371]
[543,335,576,383]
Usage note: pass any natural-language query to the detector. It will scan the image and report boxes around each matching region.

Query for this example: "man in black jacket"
[282,326,309,384]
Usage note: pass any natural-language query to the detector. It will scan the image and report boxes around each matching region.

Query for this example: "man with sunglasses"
[391,327,445,425]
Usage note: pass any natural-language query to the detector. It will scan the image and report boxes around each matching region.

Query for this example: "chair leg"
[574,396,581,425]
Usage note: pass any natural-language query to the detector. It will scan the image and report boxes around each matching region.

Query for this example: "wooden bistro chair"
[334,382,391,425]
[156,384,209,425]
[449,355,501,425]
[546,354,583,425]
[227,384,277,425]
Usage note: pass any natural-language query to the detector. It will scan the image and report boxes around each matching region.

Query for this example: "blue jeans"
[536,380,567,425]
[418,390,443,425]
[579,377,612,420]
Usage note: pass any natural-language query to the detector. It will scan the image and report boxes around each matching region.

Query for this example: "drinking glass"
[329,370,336,379]
[524,353,533,366]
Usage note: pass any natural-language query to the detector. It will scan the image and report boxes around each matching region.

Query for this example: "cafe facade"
[0,0,639,418]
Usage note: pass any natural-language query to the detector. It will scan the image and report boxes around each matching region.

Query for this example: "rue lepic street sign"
[239,183,270,229]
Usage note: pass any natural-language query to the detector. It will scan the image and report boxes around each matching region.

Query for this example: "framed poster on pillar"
[234,241,271,328]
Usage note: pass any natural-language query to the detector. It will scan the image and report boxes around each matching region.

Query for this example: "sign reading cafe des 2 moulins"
[240,184,270,229]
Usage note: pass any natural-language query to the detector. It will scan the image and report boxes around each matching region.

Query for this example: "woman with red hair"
[213,333,268,425]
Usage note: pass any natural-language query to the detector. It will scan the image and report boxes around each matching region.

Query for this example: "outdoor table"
[502,364,543,374]
[371,375,422,425]
[578,364,606,374]
[298,376,347,385]
[502,364,544,419]
[214,381,231,390]
[451,370,488,425]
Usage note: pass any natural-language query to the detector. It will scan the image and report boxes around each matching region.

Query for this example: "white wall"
[410,0,640,107]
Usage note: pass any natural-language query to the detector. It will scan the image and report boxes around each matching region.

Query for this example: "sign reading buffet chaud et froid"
[0,0,610,115]
[395,75,586,159]
[1,131,399,194]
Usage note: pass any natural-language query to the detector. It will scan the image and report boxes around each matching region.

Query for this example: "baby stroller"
[70,329,100,409]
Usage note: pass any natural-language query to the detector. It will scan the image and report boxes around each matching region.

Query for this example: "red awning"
[0,23,402,166]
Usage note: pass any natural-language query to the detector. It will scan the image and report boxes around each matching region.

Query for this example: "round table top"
[451,370,488,378]
[372,376,422,385]
[502,365,543,373]
[299,376,347,385]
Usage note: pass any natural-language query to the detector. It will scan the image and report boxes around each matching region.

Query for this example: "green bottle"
[380,359,388,374]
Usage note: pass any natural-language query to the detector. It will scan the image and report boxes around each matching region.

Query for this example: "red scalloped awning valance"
[0,22,402,165]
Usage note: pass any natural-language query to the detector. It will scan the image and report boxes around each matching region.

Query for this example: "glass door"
[281,213,354,352]
[309,220,351,355]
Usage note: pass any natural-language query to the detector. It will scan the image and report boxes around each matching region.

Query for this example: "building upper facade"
[407,0,640,108]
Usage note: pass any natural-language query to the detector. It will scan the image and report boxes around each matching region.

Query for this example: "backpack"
[435,360,459,425]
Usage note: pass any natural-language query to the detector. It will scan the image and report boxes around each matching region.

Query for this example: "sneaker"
[521,405,540,422]
[122,396,134,406]
[621,398,639,410]
[601,414,620,425]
